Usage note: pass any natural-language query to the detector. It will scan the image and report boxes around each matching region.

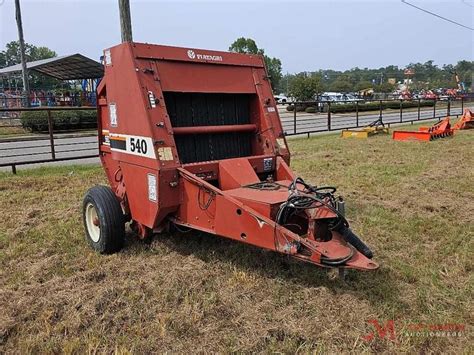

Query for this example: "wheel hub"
[85,203,100,243]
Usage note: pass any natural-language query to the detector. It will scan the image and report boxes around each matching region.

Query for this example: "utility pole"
[15,0,30,106]
[118,0,133,43]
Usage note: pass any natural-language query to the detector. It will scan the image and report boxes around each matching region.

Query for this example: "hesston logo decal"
[187,49,223,62]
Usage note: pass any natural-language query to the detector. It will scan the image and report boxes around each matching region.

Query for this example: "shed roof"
[0,54,103,80]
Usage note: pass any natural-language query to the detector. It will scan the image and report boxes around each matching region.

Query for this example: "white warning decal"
[147,173,157,202]
[263,157,273,171]
[109,133,156,159]
[104,49,112,66]
[148,91,157,108]
[109,103,117,127]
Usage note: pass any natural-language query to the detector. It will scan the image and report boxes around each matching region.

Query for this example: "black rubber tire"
[82,185,125,254]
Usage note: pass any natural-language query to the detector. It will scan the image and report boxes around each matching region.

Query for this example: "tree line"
[2,38,473,101]
[0,40,58,90]
[229,37,473,101]
[282,60,473,101]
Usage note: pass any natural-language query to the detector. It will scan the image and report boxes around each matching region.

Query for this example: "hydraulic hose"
[278,176,375,263]
[334,224,373,259]
[320,246,355,266]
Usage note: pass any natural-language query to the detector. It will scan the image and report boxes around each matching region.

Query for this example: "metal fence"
[0,107,98,173]
[1,91,98,109]
[0,97,472,173]
[280,97,470,137]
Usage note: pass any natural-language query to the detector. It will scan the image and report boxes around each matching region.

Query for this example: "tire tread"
[82,185,125,254]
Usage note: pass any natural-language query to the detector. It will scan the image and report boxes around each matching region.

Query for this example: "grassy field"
[0,125,26,137]
[0,126,472,353]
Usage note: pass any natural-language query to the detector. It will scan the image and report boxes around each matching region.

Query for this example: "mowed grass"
[0,125,26,137]
[0,126,473,353]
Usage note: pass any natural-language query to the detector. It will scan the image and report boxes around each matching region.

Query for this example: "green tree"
[374,82,396,93]
[354,80,373,92]
[229,37,262,55]
[226,44,472,94]
[229,37,283,93]
[2,41,34,67]
[329,75,354,92]
[454,60,473,89]
[31,46,57,62]
[288,73,324,101]
[265,56,282,93]
[1,41,57,68]
[1,41,58,90]
[281,73,293,95]
[0,51,6,68]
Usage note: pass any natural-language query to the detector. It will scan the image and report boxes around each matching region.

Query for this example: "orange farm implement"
[392,117,454,141]
[453,109,474,130]
[341,118,389,138]
[81,42,378,272]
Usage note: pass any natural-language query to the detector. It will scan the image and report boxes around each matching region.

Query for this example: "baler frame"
[82,42,378,272]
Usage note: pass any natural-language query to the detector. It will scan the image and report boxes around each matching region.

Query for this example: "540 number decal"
[109,133,156,159]
[130,137,148,155]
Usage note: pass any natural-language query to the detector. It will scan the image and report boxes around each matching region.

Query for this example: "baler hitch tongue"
[274,177,377,270]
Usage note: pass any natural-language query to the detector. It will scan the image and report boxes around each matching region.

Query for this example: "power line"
[462,0,474,8]
[401,0,474,30]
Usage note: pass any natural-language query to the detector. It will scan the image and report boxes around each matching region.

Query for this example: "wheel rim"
[85,203,100,242]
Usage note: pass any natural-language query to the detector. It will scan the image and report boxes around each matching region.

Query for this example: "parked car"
[317,92,362,103]
[316,93,340,112]
[274,94,293,104]
[317,92,342,102]
[315,92,363,111]
[342,93,363,102]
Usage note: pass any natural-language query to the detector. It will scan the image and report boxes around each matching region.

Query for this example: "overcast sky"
[0,0,473,72]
